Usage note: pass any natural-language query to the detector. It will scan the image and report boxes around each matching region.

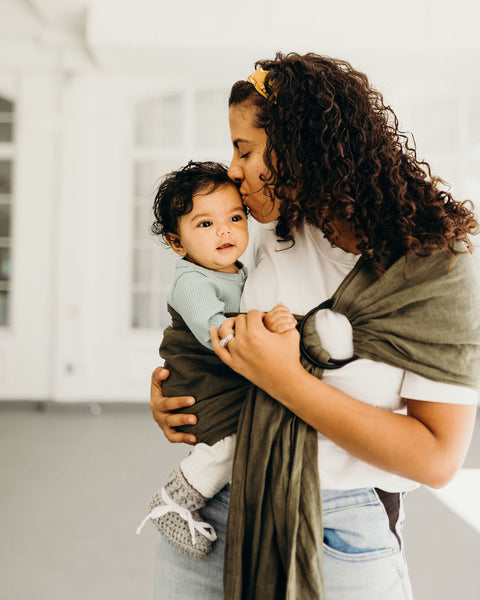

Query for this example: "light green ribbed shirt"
[167,258,248,350]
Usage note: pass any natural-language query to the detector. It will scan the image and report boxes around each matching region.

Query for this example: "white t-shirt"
[240,221,477,492]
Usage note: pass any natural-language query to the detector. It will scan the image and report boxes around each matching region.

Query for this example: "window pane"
[135,160,188,199]
[0,97,13,112]
[131,92,188,329]
[134,162,157,197]
[131,292,152,328]
[133,204,152,239]
[194,89,229,149]
[151,244,176,289]
[135,95,183,148]
[0,122,13,143]
[0,290,8,327]
[0,95,13,142]
[0,205,11,237]
[0,104,13,328]
[0,247,10,280]
[0,161,12,193]
[132,247,152,285]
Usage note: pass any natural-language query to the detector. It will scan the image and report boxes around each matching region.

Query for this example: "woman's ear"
[166,233,187,257]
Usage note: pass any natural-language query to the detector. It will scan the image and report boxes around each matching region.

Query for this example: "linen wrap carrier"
[159,245,480,600]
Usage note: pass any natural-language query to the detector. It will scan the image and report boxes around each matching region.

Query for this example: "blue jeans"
[154,486,414,599]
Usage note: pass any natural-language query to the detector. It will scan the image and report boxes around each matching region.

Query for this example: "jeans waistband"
[322,487,401,539]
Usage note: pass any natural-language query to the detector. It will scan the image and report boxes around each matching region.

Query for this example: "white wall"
[1,0,479,401]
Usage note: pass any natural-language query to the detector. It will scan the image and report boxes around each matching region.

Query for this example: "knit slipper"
[136,467,217,559]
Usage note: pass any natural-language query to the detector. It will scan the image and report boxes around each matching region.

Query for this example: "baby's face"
[172,184,249,273]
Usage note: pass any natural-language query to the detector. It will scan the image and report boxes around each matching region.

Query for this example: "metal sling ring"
[298,298,359,370]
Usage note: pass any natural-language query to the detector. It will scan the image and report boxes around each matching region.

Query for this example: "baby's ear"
[166,233,186,257]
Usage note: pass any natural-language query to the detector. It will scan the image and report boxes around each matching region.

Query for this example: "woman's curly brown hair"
[229,52,478,267]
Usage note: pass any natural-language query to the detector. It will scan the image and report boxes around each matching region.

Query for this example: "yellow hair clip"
[247,68,269,99]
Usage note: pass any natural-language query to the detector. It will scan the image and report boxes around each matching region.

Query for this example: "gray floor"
[0,402,478,600]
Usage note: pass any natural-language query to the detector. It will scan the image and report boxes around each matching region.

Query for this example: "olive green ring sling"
[160,245,480,600]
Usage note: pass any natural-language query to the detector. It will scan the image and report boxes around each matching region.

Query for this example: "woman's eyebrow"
[233,139,249,148]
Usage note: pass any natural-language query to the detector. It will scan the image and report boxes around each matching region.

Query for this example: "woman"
[150,53,480,599]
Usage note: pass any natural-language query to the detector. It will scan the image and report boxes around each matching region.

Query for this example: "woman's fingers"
[245,309,269,331]
[218,318,235,342]
[211,325,233,363]
[150,365,197,444]
[157,402,198,445]
[211,313,249,357]
[160,394,196,413]
[212,309,301,391]
[151,365,170,384]
[163,427,197,445]
[162,396,197,444]
[165,409,197,428]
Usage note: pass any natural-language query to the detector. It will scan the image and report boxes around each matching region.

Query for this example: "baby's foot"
[140,467,217,559]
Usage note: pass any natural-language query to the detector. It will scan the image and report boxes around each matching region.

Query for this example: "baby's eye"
[230,214,243,222]
[198,221,212,228]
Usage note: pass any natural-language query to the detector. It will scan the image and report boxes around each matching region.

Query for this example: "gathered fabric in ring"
[136,488,217,543]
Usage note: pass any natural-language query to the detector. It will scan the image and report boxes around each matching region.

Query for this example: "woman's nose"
[228,159,242,184]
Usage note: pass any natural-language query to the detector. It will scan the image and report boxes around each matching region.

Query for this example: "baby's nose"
[218,222,232,235]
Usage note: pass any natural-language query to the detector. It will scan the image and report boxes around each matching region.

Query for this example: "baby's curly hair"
[151,161,235,244]
[229,52,478,266]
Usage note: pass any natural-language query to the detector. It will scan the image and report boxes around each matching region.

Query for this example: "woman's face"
[228,103,281,224]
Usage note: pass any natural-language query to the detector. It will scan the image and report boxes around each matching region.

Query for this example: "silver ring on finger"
[219,333,234,348]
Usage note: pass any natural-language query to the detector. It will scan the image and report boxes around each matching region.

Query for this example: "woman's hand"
[210,310,302,396]
[212,314,477,488]
[150,366,197,445]
[218,317,236,341]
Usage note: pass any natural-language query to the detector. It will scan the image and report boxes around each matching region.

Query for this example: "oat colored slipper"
[136,467,217,559]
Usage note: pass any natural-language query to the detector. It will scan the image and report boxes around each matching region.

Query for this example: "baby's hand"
[263,303,297,334]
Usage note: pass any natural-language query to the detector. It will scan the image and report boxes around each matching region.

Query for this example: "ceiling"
[11,0,480,82]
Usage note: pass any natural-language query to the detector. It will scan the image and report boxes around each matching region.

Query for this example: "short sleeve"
[401,371,479,405]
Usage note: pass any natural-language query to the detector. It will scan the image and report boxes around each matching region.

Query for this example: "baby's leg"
[145,467,214,559]
[139,435,235,560]
[181,434,236,498]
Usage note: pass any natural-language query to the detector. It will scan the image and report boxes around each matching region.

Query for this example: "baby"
[136,161,296,558]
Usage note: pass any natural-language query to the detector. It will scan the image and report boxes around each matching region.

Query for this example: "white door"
[0,73,59,400]
[51,78,233,402]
